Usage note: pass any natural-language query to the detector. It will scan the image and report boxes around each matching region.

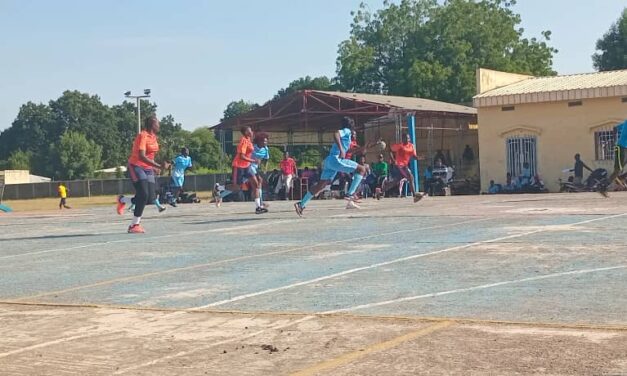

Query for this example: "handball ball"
[377,140,387,151]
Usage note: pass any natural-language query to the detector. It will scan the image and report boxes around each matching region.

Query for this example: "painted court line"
[324,265,627,313]
[0,218,292,261]
[289,321,454,376]
[112,316,316,375]
[0,331,115,359]
[199,212,627,309]
[17,218,489,300]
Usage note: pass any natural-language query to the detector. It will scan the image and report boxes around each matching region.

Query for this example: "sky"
[0,0,625,131]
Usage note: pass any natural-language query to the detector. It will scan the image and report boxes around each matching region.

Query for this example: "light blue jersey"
[329,128,352,157]
[249,145,269,175]
[616,120,627,148]
[171,154,192,187]
[320,127,358,181]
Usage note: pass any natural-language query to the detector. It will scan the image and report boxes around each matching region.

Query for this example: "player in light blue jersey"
[171,147,193,199]
[600,119,627,197]
[249,132,270,214]
[294,117,372,216]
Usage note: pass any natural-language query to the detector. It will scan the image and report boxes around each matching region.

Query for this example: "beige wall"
[478,96,627,192]
[476,68,532,95]
[0,170,30,185]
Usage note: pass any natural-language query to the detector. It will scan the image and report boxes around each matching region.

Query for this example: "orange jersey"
[232,136,254,168]
[391,142,416,167]
[128,131,159,169]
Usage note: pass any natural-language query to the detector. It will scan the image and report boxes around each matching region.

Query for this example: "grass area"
[2,191,214,212]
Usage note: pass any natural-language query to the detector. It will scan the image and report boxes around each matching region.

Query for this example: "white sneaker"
[345,199,361,209]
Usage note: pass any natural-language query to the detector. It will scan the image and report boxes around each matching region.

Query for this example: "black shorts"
[391,165,411,180]
[234,167,252,184]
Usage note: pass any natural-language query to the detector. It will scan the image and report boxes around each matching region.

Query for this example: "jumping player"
[249,132,270,214]
[171,147,192,200]
[600,119,627,196]
[116,116,169,233]
[293,117,371,216]
[229,126,256,193]
[381,133,425,203]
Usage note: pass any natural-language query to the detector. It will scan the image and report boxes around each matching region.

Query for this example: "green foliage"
[53,131,102,180]
[593,8,627,71]
[273,76,337,100]
[221,100,260,121]
[7,149,32,170]
[336,0,557,103]
[187,127,229,171]
[296,147,323,168]
[264,146,284,170]
[0,91,228,178]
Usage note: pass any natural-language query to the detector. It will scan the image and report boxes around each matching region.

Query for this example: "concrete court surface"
[0,192,625,375]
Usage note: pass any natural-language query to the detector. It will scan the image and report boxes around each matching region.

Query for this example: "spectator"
[434,150,447,166]
[275,151,297,200]
[503,172,517,193]
[519,162,532,187]
[463,145,475,162]
[571,153,592,186]
[488,180,501,194]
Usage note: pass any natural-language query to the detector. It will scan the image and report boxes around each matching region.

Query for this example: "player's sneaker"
[413,193,426,203]
[346,199,361,209]
[158,205,166,213]
[294,202,304,217]
[344,195,363,204]
[255,207,268,214]
[116,196,126,215]
[127,224,145,234]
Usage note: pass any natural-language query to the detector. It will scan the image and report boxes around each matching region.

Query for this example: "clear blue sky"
[0,0,624,131]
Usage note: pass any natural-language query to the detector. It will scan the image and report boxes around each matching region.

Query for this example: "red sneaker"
[117,196,126,215]
[127,224,145,234]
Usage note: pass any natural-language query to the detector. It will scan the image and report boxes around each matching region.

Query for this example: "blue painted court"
[0,193,626,375]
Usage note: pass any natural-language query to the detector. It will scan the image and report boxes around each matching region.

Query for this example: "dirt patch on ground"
[0,304,625,375]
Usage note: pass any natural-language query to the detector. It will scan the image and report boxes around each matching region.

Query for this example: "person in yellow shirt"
[57,183,71,209]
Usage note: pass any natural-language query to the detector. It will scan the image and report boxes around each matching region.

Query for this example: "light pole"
[124,89,151,134]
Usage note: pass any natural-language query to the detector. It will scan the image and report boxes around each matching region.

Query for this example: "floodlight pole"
[124,91,151,134]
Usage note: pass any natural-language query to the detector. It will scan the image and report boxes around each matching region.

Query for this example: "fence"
[1,174,228,200]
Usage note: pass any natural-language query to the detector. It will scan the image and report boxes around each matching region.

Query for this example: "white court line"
[114,264,627,374]
[198,212,627,309]
[19,218,490,300]
[0,219,292,261]
[112,316,315,375]
[324,265,627,313]
[0,331,112,359]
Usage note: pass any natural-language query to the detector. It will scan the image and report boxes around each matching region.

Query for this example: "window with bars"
[506,136,537,178]
[595,130,616,161]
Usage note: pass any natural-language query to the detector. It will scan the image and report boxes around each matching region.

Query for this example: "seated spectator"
[488,180,502,194]
[518,162,532,187]
[503,172,517,193]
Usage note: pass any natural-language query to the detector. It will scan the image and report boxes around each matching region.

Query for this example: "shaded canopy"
[212,90,476,133]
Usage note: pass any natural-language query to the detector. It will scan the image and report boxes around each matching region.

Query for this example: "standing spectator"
[463,145,475,162]
[571,153,592,186]
[58,183,71,209]
[434,149,447,166]
[275,151,297,200]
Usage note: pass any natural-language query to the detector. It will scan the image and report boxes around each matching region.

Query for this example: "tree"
[52,131,102,180]
[273,76,337,100]
[187,127,227,171]
[7,150,32,170]
[593,9,627,71]
[297,147,323,168]
[336,0,557,103]
[221,100,260,121]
